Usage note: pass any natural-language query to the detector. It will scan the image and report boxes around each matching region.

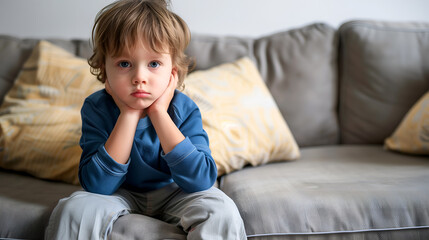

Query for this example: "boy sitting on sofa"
[45,0,246,239]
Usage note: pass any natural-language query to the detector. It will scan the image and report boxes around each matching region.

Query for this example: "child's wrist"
[147,107,167,119]
[120,109,144,122]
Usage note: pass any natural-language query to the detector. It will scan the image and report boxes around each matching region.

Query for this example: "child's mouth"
[131,91,150,98]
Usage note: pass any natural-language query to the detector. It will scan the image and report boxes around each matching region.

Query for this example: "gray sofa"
[1,20,429,240]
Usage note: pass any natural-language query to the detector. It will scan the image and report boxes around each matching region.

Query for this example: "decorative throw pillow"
[0,41,103,185]
[183,57,300,176]
[385,91,429,155]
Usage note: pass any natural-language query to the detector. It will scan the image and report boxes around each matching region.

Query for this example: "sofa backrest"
[187,23,339,147]
[0,23,339,148]
[2,21,428,147]
[0,36,92,104]
[338,21,429,144]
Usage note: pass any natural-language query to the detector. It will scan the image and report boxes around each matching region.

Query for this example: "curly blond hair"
[88,0,192,89]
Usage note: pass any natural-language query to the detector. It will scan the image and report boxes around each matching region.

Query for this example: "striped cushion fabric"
[385,91,429,155]
[183,57,300,176]
[0,41,102,184]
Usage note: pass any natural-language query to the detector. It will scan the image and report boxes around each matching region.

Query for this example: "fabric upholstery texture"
[385,91,429,154]
[221,145,429,238]
[187,23,339,147]
[183,57,300,176]
[0,36,88,105]
[339,21,429,144]
[254,23,339,147]
[245,229,429,240]
[0,41,102,185]
[0,23,339,149]
[0,170,80,239]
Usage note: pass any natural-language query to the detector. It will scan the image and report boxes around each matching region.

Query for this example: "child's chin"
[132,106,149,111]
[128,103,150,111]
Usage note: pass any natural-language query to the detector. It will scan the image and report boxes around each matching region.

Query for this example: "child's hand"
[105,79,144,118]
[147,69,178,116]
[146,69,185,154]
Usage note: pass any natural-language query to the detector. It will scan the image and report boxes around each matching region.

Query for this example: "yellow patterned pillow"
[0,41,103,184]
[183,57,300,176]
[385,91,429,155]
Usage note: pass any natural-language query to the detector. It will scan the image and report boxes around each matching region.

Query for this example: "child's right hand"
[104,79,142,165]
[105,79,145,119]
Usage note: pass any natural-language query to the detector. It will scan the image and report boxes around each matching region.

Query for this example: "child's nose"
[133,77,146,84]
[132,69,147,84]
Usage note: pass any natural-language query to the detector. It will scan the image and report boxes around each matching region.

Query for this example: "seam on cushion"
[338,22,355,144]
[340,21,429,34]
[246,225,429,238]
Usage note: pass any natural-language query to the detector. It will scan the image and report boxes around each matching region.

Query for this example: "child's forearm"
[149,110,185,154]
[104,112,140,164]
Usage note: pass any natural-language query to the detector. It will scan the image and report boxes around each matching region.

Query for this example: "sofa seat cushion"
[0,170,80,239]
[220,145,429,238]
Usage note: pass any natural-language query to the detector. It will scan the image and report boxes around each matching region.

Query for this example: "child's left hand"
[147,68,178,116]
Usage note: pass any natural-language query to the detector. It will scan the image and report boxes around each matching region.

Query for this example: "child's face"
[105,42,174,111]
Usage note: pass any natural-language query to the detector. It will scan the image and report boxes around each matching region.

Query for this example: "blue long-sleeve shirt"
[78,89,217,195]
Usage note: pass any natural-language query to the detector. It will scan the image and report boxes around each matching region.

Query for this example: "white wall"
[1,0,429,39]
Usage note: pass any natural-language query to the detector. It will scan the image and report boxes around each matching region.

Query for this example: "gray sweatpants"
[45,183,246,240]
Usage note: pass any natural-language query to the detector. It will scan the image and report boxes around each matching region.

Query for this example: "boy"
[45,0,246,239]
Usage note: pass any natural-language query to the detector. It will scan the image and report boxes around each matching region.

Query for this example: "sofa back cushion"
[0,36,92,105]
[0,23,339,148]
[0,41,103,185]
[338,21,429,144]
[187,23,339,147]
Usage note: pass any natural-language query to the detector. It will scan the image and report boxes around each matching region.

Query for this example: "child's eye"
[148,61,160,68]
[119,61,131,68]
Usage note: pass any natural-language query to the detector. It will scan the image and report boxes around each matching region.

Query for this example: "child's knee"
[56,191,99,218]
[196,189,243,224]
[213,194,242,223]
[48,191,132,240]
[56,191,129,220]
[185,189,246,239]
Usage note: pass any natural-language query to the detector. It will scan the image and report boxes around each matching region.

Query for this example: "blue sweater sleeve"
[78,93,129,195]
[78,90,216,194]
[162,96,218,193]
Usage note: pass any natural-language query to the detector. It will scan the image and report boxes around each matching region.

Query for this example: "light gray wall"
[1,0,429,39]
